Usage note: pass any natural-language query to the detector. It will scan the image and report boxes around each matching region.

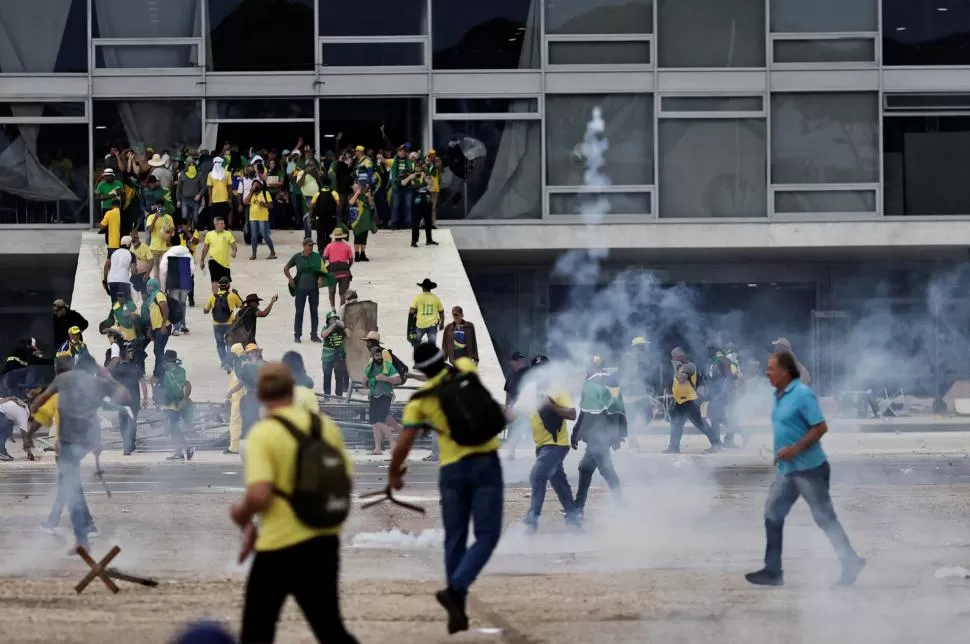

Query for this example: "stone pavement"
[71,228,502,401]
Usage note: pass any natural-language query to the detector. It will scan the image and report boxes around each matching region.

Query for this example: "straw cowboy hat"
[148,153,166,167]
[330,229,347,240]
[362,331,382,343]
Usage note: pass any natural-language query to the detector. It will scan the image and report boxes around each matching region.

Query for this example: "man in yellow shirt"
[230,362,358,643]
[99,199,122,255]
[129,230,153,295]
[199,216,237,295]
[204,275,243,370]
[666,347,722,454]
[206,157,232,227]
[389,344,502,635]
[146,207,175,280]
[225,343,246,454]
[521,355,581,532]
[243,180,277,260]
[409,278,444,346]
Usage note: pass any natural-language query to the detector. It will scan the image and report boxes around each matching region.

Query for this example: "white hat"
[290,149,301,157]
[120,235,132,247]
[282,149,290,156]
[251,154,264,164]
[102,168,115,175]
[213,157,224,165]
[148,153,165,167]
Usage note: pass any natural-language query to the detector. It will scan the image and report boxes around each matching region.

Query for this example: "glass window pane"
[0,103,86,119]
[886,94,970,109]
[659,119,767,217]
[661,96,762,111]
[774,190,875,213]
[0,0,87,73]
[96,44,200,69]
[320,0,426,36]
[209,100,315,120]
[318,97,425,154]
[884,115,970,216]
[545,0,654,34]
[883,1,970,66]
[546,94,654,186]
[431,120,541,219]
[548,41,651,65]
[773,39,875,64]
[321,42,424,67]
[432,0,540,69]
[657,0,765,68]
[208,0,314,71]
[93,99,202,158]
[770,0,876,32]
[770,93,878,184]
[436,98,538,113]
[0,123,89,224]
[549,191,651,215]
[93,0,202,38]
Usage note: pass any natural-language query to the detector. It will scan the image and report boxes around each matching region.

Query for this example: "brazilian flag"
[579,371,626,416]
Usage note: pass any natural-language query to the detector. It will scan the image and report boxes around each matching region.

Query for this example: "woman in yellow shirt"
[243,180,277,260]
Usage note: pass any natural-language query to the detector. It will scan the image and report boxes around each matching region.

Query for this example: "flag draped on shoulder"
[579,371,626,416]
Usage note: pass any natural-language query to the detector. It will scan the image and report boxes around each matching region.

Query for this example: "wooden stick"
[75,545,121,594]
[106,568,159,588]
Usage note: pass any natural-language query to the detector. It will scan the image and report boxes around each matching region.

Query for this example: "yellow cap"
[428,148,436,155]
[355,145,365,152]
[632,336,648,346]
[230,343,245,357]
[68,326,81,335]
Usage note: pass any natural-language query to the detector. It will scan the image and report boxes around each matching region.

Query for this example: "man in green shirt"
[364,345,403,455]
[389,145,415,229]
[283,237,323,343]
[95,168,123,217]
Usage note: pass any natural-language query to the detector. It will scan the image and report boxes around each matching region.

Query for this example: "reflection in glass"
[773,39,875,64]
[93,0,201,38]
[0,104,85,119]
[548,41,651,65]
[96,45,200,69]
[94,100,202,156]
[208,0,314,71]
[884,116,970,215]
[0,0,87,73]
[432,0,540,69]
[321,42,424,67]
[545,0,653,34]
[659,119,766,217]
[432,120,541,219]
[774,190,876,213]
[549,191,651,215]
[209,100,315,120]
[318,98,425,153]
[319,0,426,36]
[546,94,654,186]
[770,0,876,33]
[770,93,878,184]
[657,0,765,67]
[0,123,88,224]
[883,1,970,66]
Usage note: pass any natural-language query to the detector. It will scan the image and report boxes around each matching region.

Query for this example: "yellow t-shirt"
[402,358,500,467]
[204,230,236,269]
[207,173,231,204]
[245,407,352,551]
[147,213,174,252]
[33,393,59,440]
[100,207,121,249]
[205,290,243,325]
[411,292,443,330]
[149,292,168,330]
[671,365,699,404]
[131,242,153,271]
[294,385,319,412]
[248,191,272,222]
[531,392,573,448]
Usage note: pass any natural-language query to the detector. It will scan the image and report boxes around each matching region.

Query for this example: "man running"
[572,357,627,514]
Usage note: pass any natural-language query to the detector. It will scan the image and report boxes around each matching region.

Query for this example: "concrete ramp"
[72,229,503,402]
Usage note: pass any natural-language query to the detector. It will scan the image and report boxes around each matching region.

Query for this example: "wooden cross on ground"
[75,545,121,594]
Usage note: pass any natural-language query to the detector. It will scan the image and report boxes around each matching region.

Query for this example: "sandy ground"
[3,452,970,644]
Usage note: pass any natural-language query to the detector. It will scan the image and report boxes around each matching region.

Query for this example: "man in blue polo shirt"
[745,351,865,587]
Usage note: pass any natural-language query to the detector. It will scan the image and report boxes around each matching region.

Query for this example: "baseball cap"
[68,326,81,335]
[354,145,365,152]
[771,337,792,349]
[302,237,315,246]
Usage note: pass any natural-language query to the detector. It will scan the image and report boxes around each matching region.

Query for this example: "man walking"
[390,344,503,635]
[572,358,627,513]
[322,229,353,310]
[200,217,237,295]
[160,240,195,336]
[102,235,134,303]
[364,346,402,455]
[284,238,325,343]
[231,362,358,644]
[665,347,722,454]
[321,311,348,399]
[442,306,479,364]
[745,351,865,587]
[409,278,444,346]
[204,276,243,370]
[389,144,414,229]
[52,299,88,349]
[158,350,194,461]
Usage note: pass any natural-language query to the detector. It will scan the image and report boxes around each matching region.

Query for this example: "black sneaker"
[359,253,370,262]
[426,240,439,246]
[186,447,195,461]
[411,242,418,248]
[310,336,322,343]
[744,568,784,587]
[0,450,13,462]
[294,336,302,344]
[434,587,469,634]
[836,556,866,586]
[354,252,361,262]
[166,451,184,461]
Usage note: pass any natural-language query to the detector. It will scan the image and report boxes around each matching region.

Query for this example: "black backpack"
[271,412,351,529]
[212,292,232,324]
[412,367,506,446]
[388,350,409,384]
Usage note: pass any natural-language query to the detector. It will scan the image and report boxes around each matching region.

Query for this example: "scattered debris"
[351,528,444,549]
[934,567,970,580]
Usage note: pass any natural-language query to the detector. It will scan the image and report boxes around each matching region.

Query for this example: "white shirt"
[107,248,133,284]
[0,399,30,431]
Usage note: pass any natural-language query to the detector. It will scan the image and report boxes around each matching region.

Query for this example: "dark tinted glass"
[319,0,426,36]
[208,0,314,71]
[321,42,424,67]
[93,0,201,37]
[884,116,970,215]
[545,0,653,34]
[432,0,540,69]
[93,100,202,156]
[883,1,970,66]
[318,98,425,154]
[0,103,85,119]
[436,98,538,113]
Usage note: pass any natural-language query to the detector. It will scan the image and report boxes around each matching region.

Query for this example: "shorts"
[208,259,231,284]
[329,276,351,297]
[369,395,393,425]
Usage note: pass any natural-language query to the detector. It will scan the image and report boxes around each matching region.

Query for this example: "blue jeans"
[294,288,320,339]
[574,438,622,511]
[213,325,230,368]
[439,453,503,596]
[249,220,276,254]
[391,187,412,228]
[54,441,95,547]
[415,326,438,346]
[669,400,721,450]
[525,445,578,526]
[763,461,858,573]
[181,199,200,227]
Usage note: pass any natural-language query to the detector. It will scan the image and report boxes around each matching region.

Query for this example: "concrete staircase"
[71,229,503,402]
